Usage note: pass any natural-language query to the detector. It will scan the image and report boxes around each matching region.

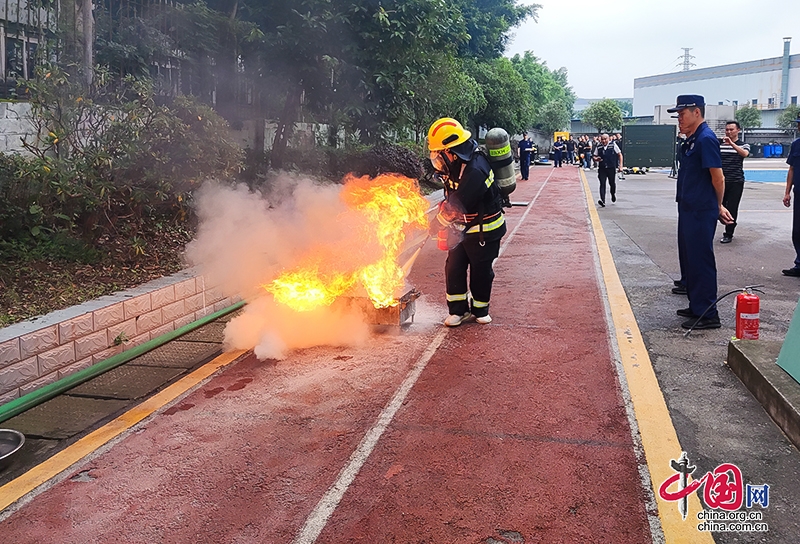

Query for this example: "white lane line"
[293,328,448,544]
[295,169,549,543]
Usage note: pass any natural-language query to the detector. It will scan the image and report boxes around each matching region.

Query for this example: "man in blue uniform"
[553,136,565,167]
[781,114,800,276]
[518,133,533,180]
[669,95,734,329]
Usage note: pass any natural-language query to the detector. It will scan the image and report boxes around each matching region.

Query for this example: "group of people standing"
[424,104,800,331]
[551,134,624,169]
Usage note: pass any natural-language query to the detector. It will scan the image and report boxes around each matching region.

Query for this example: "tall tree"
[453,0,539,58]
[777,105,800,129]
[56,0,94,88]
[240,0,346,165]
[510,52,575,129]
[335,0,470,140]
[80,0,94,87]
[466,57,534,134]
[615,99,633,117]
[408,55,486,142]
[735,106,762,129]
[582,98,623,132]
[536,99,570,134]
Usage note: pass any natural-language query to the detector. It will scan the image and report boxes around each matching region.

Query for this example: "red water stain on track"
[384,463,404,479]
[162,402,195,416]
[226,377,253,391]
[203,386,225,398]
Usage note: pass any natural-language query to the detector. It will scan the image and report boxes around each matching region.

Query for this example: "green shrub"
[3,64,244,245]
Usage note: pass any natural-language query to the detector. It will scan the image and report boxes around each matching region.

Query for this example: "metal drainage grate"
[178,322,226,343]
[2,396,130,440]
[67,365,185,400]
[126,341,222,369]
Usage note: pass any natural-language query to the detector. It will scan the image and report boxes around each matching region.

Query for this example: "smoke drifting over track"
[186,173,427,360]
[186,176,371,359]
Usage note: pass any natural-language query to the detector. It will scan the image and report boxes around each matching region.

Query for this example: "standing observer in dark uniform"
[428,117,507,326]
[669,95,734,329]
[593,133,623,208]
[518,133,533,180]
[719,120,750,243]
[553,136,565,167]
[566,136,576,165]
[781,114,800,277]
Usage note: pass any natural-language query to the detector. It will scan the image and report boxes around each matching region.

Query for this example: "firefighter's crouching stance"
[428,117,507,327]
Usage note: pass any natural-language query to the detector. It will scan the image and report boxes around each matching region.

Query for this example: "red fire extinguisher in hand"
[735,289,760,340]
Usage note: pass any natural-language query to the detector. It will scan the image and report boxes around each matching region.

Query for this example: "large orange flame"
[264,173,428,311]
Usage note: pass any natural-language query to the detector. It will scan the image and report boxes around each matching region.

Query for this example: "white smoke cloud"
[222,296,369,361]
[185,175,375,360]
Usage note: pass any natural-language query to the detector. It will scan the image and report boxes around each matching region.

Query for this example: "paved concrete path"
[590,167,800,544]
[1,164,738,543]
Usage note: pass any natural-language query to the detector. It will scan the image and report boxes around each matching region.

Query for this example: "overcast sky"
[505,0,799,99]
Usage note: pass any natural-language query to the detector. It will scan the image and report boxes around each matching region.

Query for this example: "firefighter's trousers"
[445,236,501,318]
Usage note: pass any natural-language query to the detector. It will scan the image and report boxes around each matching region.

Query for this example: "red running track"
[0,164,654,543]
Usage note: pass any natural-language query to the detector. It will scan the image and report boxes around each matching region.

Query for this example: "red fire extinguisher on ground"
[735,291,760,340]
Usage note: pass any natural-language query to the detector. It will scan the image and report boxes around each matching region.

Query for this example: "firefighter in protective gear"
[428,117,507,326]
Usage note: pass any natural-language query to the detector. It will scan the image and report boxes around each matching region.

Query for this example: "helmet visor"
[430,150,450,174]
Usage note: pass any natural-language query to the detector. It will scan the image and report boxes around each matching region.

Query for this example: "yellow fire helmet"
[427,117,471,151]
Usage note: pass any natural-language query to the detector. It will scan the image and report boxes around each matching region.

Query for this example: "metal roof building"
[633,38,799,124]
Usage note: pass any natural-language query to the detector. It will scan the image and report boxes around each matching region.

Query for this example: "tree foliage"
[615,100,633,117]
[466,58,534,134]
[50,0,572,161]
[0,64,242,244]
[89,0,551,148]
[777,105,800,129]
[453,0,540,59]
[581,99,623,132]
[407,55,486,141]
[509,52,575,130]
[735,106,762,129]
[536,100,571,134]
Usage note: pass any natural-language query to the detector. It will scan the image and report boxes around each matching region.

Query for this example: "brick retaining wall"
[0,269,239,404]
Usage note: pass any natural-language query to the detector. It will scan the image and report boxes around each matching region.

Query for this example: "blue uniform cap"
[667,94,705,113]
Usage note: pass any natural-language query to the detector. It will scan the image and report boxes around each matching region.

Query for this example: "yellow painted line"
[580,169,713,544]
[0,349,247,513]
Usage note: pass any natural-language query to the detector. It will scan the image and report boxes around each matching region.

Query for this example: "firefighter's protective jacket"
[437,148,506,241]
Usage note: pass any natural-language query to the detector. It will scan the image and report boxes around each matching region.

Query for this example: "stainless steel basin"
[0,429,25,469]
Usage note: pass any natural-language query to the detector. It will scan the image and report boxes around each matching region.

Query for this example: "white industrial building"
[634,38,799,124]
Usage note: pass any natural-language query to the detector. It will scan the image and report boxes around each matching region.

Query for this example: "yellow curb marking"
[0,349,247,513]
[580,169,713,544]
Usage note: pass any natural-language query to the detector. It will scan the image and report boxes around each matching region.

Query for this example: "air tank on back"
[484,128,516,204]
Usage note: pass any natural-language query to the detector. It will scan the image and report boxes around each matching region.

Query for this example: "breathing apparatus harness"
[433,143,502,248]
